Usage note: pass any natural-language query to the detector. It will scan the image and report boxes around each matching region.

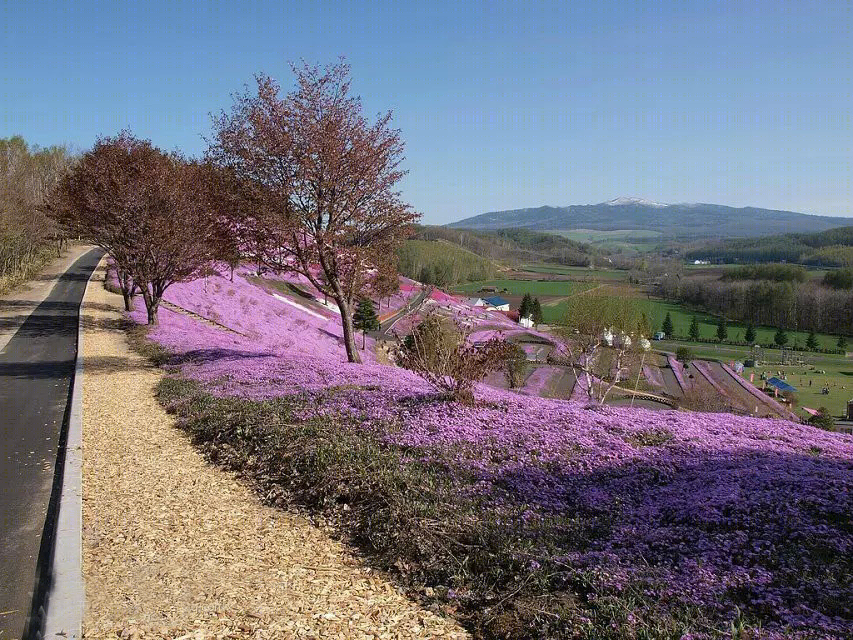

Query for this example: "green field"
[548,228,663,254]
[452,279,596,297]
[542,295,847,351]
[654,339,853,418]
[519,264,629,280]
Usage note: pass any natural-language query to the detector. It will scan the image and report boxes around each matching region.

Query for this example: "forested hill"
[687,226,853,266]
[396,226,607,286]
[412,225,601,266]
[448,199,853,239]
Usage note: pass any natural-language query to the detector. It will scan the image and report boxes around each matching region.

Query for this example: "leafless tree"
[557,292,647,403]
[209,61,418,362]
[1,136,75,287]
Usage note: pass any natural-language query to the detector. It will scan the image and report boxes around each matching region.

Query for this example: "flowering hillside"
[131,266,853,639]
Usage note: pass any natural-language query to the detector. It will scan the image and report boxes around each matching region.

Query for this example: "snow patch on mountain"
[603,196,667,207]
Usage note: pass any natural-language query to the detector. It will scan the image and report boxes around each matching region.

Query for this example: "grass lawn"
[637,298,846,350]
[549,292,847,351]
[452,278,597,297]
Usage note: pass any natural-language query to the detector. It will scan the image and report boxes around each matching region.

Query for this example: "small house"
[519,315,534,328]
[483,295,510,311]
[466,297,486,307]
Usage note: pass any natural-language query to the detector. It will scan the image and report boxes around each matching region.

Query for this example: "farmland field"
[451,278,596,297]
[547,228,663,253]
[517,264,628,280]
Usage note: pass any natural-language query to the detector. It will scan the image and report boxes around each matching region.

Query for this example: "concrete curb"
[40,257,99,639]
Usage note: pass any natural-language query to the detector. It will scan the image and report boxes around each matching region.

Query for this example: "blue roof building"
[483,295,510,309]
[766,377,797,392]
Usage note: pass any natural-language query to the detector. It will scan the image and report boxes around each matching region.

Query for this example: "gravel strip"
[81,265,468,639]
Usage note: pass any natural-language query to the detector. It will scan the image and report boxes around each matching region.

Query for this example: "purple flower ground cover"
[642,363,665,389]
[693,360,730,398]
[668,354,690,393]
[132,267,853,638]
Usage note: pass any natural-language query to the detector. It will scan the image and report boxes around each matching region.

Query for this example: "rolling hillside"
[449,197,853,239]
[128,263,853,639]
[410,225,603,267]
[686,225,853,266]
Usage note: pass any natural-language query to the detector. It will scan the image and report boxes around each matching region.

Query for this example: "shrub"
[675,346,695,363]
[823,268,853,290]
[398,313,514,403]
[808,407,836,431]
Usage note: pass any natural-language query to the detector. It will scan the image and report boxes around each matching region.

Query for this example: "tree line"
[656,275,853,336]
[46,62,416,363]
[0,136,75,290]
[719,263,807,282]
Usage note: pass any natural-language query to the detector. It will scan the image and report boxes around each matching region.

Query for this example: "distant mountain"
[448,198,853,239]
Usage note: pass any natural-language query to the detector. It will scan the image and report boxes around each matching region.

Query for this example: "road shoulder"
[0,244,96,353]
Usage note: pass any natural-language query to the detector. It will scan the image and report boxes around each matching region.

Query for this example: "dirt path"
[81,263,467,639]
[541,283,606,307]
[659,362,684,398]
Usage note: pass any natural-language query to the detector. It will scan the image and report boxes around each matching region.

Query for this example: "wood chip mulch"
[81,265,469,639]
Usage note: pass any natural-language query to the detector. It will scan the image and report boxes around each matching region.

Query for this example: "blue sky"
[2,0,850,224]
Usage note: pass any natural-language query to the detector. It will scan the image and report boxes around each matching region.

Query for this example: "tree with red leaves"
[46,132,219,323]
[209,61,418,363]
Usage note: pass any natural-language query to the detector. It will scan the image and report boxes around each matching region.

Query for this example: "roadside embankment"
[81,262,467,639]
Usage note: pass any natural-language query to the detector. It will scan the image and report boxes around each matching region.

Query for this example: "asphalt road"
[0,248,103,640]
[378,287,429,338]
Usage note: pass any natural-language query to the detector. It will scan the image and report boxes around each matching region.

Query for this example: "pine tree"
[716,318,728,342]
[805,331,818,351]
[744,323,756,344]
[353,298,380,349]
[838,335,848,351]
[774,328,788,347]
[519,293,533,319]
[688,316,700,341]
[532,298,544,325]
[662,312,674,337]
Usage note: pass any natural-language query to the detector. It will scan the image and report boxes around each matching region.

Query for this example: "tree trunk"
[118,270,135,311]
[337,298,361,363]
[122,290,133,312]
[141,287,161,325]
[146,300,159,325]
